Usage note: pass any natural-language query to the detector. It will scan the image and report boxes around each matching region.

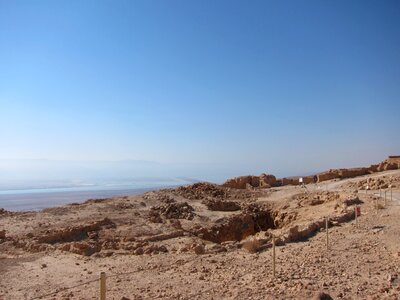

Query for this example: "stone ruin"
[221,156,400,189]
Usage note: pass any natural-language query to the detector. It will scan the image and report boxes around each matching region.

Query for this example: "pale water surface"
[0,178,192,211]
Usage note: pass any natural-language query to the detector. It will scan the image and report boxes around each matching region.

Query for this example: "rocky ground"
[0,170,400,300]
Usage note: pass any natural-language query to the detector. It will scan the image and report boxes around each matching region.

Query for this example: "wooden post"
[354,206,357,226]
[391,186,392,202]
[272,235,276,278]
[100,272,106,300]
[380,188,382,198]
[326,217,329,252]
[384,190,387,207]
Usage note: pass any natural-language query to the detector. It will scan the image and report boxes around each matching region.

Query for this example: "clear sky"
[1,0,399,179]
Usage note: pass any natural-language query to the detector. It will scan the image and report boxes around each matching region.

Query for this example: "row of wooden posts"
[98,187,393,299]
[366,186,393,201]
[97,217,334,298]
[271,186,392,280]
[97,212,354,298]
[374,186,393,210]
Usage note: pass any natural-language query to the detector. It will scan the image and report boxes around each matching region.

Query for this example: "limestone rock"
[314,292,333,300]
[193,244,205,255]
[70,242,101,256]
[202,199,241,211]
[149,202,195,221]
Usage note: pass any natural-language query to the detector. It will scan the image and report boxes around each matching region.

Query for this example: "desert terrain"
[1,158,400,300]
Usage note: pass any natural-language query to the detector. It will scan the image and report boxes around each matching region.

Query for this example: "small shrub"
[376,203,385,209]
[242,238,261,253]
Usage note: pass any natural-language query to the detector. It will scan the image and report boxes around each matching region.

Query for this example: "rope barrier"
[29,278,99,300]
[28,254,204,299]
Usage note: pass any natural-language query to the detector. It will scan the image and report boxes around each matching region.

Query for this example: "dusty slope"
[0,170,399,299]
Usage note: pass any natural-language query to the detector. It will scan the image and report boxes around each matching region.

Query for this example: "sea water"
[0,178,191,211]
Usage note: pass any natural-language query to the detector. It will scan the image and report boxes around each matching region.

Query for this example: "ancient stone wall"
[338,167,369,179]
[317,169,341,182]
[222,156,400,188]
[222,173,276,189]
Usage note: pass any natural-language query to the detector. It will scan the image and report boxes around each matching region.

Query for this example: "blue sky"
[0,0,399,179]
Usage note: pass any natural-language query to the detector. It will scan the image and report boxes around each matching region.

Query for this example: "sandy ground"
[0,170,400,300]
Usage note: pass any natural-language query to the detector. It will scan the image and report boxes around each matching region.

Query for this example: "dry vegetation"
[241,238,261,254]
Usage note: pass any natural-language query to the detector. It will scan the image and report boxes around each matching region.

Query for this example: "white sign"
[299,177,303,183]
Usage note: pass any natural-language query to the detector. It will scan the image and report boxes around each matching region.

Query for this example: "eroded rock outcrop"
[174,183,228,199]
[35,218,115,244]
[295,191,341,207]
[344,174,400,190]
[0,208,14,218]
[69,241,101,256]
[149,202,196,222]
[194,204,276,243]
[194,213,257,243]
[202,199,241,211]
[282,210,355,243]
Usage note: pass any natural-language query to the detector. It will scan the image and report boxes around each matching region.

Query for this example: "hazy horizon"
[0,154,396,185]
